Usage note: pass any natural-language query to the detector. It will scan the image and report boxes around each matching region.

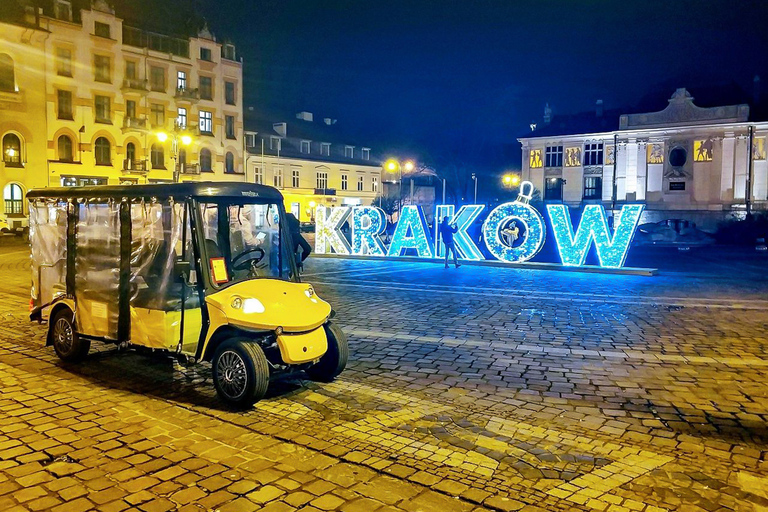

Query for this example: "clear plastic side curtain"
[29,201,67,306]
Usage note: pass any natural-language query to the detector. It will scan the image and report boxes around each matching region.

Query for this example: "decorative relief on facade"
[564,147,581,167]
[529,149,543,169]
[753,137,766,160]
[605,145,615,165]
[583,167,603,175]
[619,88,749,129]
[647,144,664,164]
[694,138,714,162]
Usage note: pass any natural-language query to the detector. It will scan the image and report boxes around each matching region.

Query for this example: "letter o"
[482,202,546,263]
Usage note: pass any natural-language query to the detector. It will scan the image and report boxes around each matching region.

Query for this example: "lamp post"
[384,159,415,216]
[156,129,193,183]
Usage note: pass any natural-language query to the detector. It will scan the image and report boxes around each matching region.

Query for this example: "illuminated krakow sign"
[314,182,645,268]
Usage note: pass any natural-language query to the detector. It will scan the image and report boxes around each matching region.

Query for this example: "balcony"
[122,78,148,92]
[122,117,147,132]
[123,159,147,173]
[180,163,200,175]
[175,87,199,102]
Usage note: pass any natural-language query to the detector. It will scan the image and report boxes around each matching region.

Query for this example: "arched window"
[2,133,22,166]
[58,135,73,162]
[151,143,164,169]
[94,137,111,165]
[125,142,136,168]
[0,54,14,92]
[3,183,23,215]
[178,149,187,172]
[200,148,212,172]
[225,151,234,173]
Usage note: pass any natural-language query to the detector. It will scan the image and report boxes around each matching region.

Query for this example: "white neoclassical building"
[518,89,768,230]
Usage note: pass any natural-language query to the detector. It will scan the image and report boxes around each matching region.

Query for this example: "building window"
[301,140,310,154]
[2,134,22,166]
[177,70,187,90]
[126,99,136,120]
[344,146,354,158]
[58,135,73,162]
[222,44,235,61]
[545,145,563,167]
[125,142,136,168]
[150,143,164,169]
[94,55,110,83]
[199,111,212,134]
[55,0,72,21]
[292,168,300,188]
[94,21,110,38]
[545,177,563,200]
[270,137,281,151]
[225,152,235,173]
[754,137,767,160]
[178,149,187,172]
[565,147,581,167]
[362,148,370,161]
[225,116,235,139]
[254,166,263,184]
[150,66,165,92]
[0,54,13,92]
[177,107,187,129]
[245,133,255,148]
[372,176,378,193]
[694,139,714,162]
[529,149,543,169]
[125,60,137,80]
[94,137,111,165]
[225,81,236,105]
[57,89,73,119]
[3,184,23,215]
[200,148,212,171]
[200,47,212,61]
[341,174,348,191]
[583,177,602,199]
[150,103,164,127]
[199,76,212,100]
[317,171,328,189]
[357,176,364,191]
[321,143,330,156]
[61,176,107,187]
[583,142,603,166]
[94,95,111,123]
[273,166,283,187]
[56,48,72,77]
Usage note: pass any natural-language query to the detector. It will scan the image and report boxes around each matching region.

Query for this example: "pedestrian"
[286,213,311,271]
[439,216,461,269]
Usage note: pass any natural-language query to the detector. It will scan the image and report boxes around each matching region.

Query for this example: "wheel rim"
[216,350,247,400]
[53,317,74,353]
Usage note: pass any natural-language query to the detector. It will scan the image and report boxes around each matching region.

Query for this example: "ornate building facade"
[1,0,244,226]
[519,89,768,229]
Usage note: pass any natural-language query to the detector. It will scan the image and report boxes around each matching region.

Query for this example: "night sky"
[113,0,768,172]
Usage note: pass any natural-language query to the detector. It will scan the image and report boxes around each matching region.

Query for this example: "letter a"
[387,205,434,258]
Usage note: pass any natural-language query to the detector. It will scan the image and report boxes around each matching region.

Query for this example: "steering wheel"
[232,247,266,271]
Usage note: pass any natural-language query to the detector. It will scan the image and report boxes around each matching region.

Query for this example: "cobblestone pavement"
[1,237,768,511]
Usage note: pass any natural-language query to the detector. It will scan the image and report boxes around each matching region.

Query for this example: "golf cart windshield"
[200,200,295,287]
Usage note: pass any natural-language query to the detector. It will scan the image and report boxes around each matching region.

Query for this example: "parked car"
[634,219,715,247]
[300,221,315,233]
[0,215,9,233]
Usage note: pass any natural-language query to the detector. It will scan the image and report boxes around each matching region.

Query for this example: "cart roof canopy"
[27,182,284,202]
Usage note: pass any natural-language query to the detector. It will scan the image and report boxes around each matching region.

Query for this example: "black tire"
[212,339,270,407]
[306,322,348,382]
[50,308,90,363]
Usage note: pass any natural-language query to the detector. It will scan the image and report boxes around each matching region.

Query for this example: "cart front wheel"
[51,309,90,362]
[212,339,270,407]
[306,322,348,382]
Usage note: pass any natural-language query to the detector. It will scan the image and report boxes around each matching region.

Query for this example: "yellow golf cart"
[27,183,347,407]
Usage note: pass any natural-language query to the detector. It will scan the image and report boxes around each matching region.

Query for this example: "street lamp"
[156,130,193,183]
[384,158,415,216]
[502,173,520,189]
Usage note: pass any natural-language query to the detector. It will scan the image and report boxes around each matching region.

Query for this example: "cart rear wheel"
[212,339,270,407]
[50,309,90,362]
[306,322,348,382]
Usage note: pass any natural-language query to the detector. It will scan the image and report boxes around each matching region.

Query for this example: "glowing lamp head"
[308,200,317,208]
[512,176,520,185]
[180,135,192,146]
[503,175,512,184]
[404,161,415,172]
[385,160,397,172]
[156,132,168,142]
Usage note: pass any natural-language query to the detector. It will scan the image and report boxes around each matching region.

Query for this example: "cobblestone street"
[1,237,767,511]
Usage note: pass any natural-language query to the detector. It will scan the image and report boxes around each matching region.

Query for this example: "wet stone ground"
[0,237,767,511]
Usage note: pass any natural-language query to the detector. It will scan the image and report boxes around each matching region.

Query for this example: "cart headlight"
[304,285,315,298]
[243,298,265,314]
[231,297,243,309]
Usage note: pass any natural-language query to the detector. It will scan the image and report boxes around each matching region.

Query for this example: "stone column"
[624,139,638,201]
[636,141,647,201]
[720,133,735,202]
